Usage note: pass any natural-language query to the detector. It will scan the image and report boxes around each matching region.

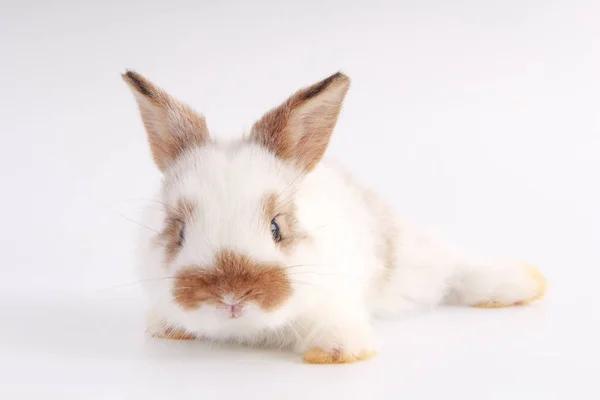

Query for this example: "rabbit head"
[123,71,350,337]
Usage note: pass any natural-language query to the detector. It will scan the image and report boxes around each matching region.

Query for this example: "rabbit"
[122,70,547,364]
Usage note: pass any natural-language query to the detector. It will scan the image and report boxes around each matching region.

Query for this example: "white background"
[1,0,599,398]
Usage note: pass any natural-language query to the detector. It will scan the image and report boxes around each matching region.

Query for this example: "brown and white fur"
[123,71,547,364]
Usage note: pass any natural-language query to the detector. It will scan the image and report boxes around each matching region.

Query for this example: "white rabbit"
[123,71,547,364]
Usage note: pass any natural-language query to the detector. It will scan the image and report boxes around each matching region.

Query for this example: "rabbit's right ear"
[250,72,350,172]
[122,71,210,171]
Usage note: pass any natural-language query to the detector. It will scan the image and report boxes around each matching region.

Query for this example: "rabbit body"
[125,71,547,364]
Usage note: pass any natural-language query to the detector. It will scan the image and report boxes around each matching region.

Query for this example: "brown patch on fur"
[159,199,196,263]
[152,326,197,340]
[122,70,210,171]
[173,250,292,312]
[299,72,345,101]
[302,348,377,364]
[262,193,307,253]
[250,72,350,172]
[124,71,156,99]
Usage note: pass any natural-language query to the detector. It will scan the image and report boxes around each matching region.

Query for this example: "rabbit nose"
[220,303,244,319]
[229,304,244,319]
[220,296,245,318]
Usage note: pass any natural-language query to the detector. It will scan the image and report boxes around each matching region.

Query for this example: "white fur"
[136,139,543,356]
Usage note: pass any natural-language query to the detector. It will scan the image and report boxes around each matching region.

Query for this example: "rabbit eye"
[270,218,282,243]
[178,224,185,246]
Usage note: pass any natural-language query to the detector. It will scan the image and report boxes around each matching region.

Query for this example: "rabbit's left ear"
[122,71,210,172]
[250,72,350,171]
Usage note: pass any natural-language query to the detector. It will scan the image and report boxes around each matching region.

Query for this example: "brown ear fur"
[122,71,210,171]
[250,72,350,171]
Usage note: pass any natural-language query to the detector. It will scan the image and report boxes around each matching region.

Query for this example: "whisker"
[99,276,178,291]
[303,213,349,234]
[106,198,178,213]
[286,271,355,278]
[278,167,306,199]
[283,264,331,270]
[273,189,298,212]
[289,280,320,288]
[294,320,310,334]
[172,289,193,294]
[92,200,160,234]
[284,321,303,343]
